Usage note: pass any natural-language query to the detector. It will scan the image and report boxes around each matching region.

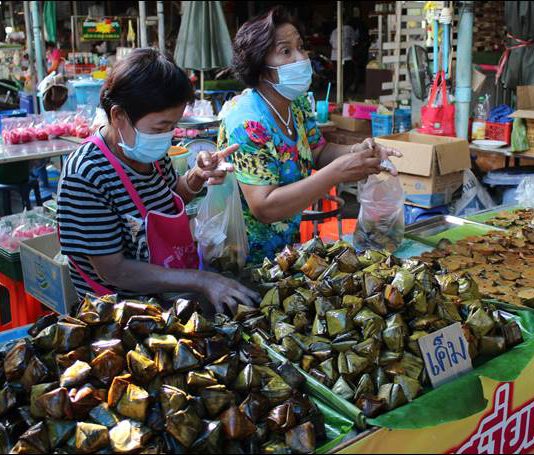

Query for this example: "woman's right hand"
[330,148,383,184]
[203,273,260,315]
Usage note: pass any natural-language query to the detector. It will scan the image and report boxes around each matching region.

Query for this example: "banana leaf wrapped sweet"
[47,420,76,449]
[331,376,354,401]
[318,358,338,383]
[0,385,16,416]
[276,362,305,389]
[338,352,368,376]
[69,384,102,419]
[205,354,239,385]
[364,293,388,317]
[466,308,496,338]
[301,254,328,281]
[53,319,88,353]
[393,375,422,402]
[191,420,223,454]
[20,356,49,391]
[285,421,315,454]
[479,336,506,356]
[384,285,404,311]
[239,392,269,423]
[276,246,299,272]
[261,377,293,406]
[354,374,374,401]
[220,406,256,440]
[74,422,109,453]
[36,387,73,420]
[325,309,353,337]
[77,295,114,325]
[502,321,523,347]
[266,402,298,433]
[378,383,408,411]
[353,308,386,340]
[109,419,152,453]
[10,422,49,454]
[126,351,157,384]
[355,395,387,418]
[300,237,326,256]
[89,403,120,429]
[4,340,32,381]
[173,340,202,372]
[382,315,407,353]
[391,269,415,295]
[353,338,381,363]
[116,383,150,422]
[33,325,57,351]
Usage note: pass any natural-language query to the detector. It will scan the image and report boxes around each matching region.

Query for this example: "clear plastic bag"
[353,173,405,252]
[516,176,534,208]
[194,173,249,273]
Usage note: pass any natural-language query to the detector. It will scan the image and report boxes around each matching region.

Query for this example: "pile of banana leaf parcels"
[0,209,532,454]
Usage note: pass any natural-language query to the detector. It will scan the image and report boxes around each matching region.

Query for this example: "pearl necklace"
[257,90,293,135]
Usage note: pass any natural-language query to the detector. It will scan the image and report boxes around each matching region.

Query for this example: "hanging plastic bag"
[516,176,534,208]
[353,172,405,252]
[194,173,249,273]
[418,70,456,137]
[451,169,495,216]
[511,118,529,152]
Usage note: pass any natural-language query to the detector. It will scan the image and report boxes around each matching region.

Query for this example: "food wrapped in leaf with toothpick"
[250,238,525,418]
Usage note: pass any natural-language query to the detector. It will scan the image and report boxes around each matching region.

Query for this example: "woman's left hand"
[194,144,238,185]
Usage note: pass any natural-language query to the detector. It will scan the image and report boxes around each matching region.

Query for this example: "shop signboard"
[82,18,121,41]
[334,358,534,454]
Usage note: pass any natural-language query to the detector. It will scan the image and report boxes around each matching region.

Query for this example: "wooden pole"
[336,1,343,104]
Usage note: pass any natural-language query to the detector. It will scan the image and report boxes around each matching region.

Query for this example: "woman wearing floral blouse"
[219,7,401,264]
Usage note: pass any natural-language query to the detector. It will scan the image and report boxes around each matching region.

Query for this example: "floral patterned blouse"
[218,89,326,265]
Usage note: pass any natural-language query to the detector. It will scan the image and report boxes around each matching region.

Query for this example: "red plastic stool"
[0,271,28,331]
[24,294,51,324]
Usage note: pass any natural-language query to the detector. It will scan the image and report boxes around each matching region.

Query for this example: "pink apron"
[67,135,199,296]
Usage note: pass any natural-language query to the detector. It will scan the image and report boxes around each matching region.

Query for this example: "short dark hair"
[232,7,299,88]
[100,48,194,124]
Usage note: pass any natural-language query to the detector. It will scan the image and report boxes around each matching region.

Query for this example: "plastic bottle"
[472,96,488,141]
[307,92,316,117]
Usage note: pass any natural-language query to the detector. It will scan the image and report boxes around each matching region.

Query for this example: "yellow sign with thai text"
[336,358,534,454]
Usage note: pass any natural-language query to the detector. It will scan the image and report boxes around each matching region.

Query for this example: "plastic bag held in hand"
[194,173,249,273]
[353,173,405,252]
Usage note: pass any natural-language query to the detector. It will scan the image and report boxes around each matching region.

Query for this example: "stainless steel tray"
[176,116,220,130]
[405,215,505,239]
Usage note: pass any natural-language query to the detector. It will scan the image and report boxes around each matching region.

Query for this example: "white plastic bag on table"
[452,169,495,216]
[194,173,249,273]
[516,176,534,208]
[353,172,405,252]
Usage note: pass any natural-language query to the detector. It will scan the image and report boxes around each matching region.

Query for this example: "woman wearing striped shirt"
[57,48,259,314]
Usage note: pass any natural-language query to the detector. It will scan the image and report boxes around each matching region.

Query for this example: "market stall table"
[470,143,534,167]
[0,139,77,165]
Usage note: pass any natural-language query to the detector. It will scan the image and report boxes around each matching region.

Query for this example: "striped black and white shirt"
[57,132,178,300]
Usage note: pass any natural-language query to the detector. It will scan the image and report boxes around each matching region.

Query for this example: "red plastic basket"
[485,121,513,145]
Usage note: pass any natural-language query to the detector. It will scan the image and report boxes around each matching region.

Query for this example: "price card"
[418,322,473,388]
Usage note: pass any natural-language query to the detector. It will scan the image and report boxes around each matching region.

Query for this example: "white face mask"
[118,123,173,164]
[266,59,313,100]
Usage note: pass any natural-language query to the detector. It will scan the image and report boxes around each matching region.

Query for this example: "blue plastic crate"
[0,109,27,134]
[394,109,411,133]
[71,79,104,108]
[19,91,34,114]
[371,112,394,137]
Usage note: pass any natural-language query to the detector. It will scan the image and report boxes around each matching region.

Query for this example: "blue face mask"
[118,123,174,164]
[267,59,313,101]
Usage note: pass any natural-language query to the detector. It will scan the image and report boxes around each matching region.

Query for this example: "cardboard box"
[517,86,534,109]
[331,114,371,133]
[376,132,471,208]
[20,233,78,315]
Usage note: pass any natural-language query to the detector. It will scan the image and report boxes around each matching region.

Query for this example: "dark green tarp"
[500,1,534,89]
